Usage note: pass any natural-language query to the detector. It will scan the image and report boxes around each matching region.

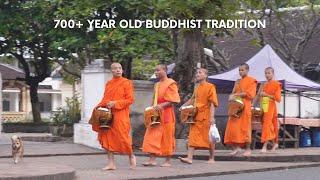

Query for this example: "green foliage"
[97,28,174,64]
[132,59,159,80]
[50,95,81,126]
[0,0,60,76]
[51,0,174,79]
[242,0,320,10]
[0,0,70,122]
[0,56,15,65]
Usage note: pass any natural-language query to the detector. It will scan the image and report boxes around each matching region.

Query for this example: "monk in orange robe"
[179,68,219,164]
[142,64,180,167]
[260,67,282,152]
[224,63,257,156]
[90,63,136,170]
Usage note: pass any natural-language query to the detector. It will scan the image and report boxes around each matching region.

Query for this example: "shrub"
[50,95,81,126]
[132,59,159,80]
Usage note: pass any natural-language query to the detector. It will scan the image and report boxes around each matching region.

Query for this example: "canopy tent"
[208,44,320,148]
[208,44,320,92]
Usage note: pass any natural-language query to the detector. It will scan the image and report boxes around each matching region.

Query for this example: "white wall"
[300,94,320,118]
[0,73,2,133]
[51,94,62,111]
[74,59,112,149]
[80,70,111,123]
[40,77,81,108]
[278,92,320,118]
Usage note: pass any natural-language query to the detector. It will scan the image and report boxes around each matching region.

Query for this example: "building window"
[38,94,52,112]
[3,100,10,111]
[40,102,45,112]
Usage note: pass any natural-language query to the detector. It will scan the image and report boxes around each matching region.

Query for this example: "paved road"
[180,166,320,180]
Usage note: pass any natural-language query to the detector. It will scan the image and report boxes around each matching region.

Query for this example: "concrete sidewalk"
[1,133,320,162]
[1,134,320,180]
[0,133,71,144]
[1,155,319,180]
[171,148,320,162]
[0,133,104,158]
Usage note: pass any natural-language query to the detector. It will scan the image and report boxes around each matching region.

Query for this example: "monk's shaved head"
[239,63,249,78]
[240,63,249,70]
[111,62,122,69]
[265,67,275,81]
[197,68,208,75]
[157,64,168,72]
[196,68,208,82]
[265,67,274,73]
[155,64,168,80]
[110,62,123,77]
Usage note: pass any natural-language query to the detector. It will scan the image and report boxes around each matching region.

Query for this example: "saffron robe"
[142,78,180,156]
[188,82,218,149]
[224,76,257,146]
[261,80,282,143]
[90,77,134,154]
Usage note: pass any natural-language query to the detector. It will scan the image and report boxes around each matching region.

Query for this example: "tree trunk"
[171,28,179,61]
[122,57,133,79]
[173,29,205,139]
[29,83,42,123]
[173,29,205,99]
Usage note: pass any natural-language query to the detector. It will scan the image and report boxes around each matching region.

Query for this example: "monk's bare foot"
[242,150,252,157]
[260,148,267,153]
[130,155,136,170]
[179,157,192,164]
[206,159,215,164]
[102,165,116,171]
[160,162,171,167]
[229,149,241,156]
[142,161,157,166]
[271,143,278,151]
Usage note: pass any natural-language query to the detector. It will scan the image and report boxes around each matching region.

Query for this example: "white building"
[0,63,80,123]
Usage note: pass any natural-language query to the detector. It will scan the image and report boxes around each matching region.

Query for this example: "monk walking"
[142,64,180,167]
[260,67,282,152]
[90,63,136,170]
[179,68,219,164]
[224,63,257,156]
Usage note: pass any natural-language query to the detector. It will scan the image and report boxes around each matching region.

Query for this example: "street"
[181,166,320,180]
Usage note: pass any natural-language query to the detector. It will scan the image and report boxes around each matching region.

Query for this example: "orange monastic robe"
[224,76,257,146]
[189,82,218,149]
[142,78,180,156]
[91,77,134,154]
[261,80,282,143]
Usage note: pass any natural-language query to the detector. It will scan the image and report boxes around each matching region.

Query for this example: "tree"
[0,0,61,123]
[242,0,320,73]
[142,0,240,138]
[53,0,174,79]
[149,0,239,98]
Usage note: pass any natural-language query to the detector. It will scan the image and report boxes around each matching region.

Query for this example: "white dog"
[11,135,24,164]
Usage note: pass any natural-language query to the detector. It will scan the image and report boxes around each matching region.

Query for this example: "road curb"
[0,152,105,159]
[129,163,320,180]
[1,152,320,163]
[193,154,320,162]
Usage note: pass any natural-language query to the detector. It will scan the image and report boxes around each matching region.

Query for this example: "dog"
[11,135,24,164]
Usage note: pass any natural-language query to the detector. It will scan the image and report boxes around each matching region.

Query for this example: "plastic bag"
[209,124,221,143]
